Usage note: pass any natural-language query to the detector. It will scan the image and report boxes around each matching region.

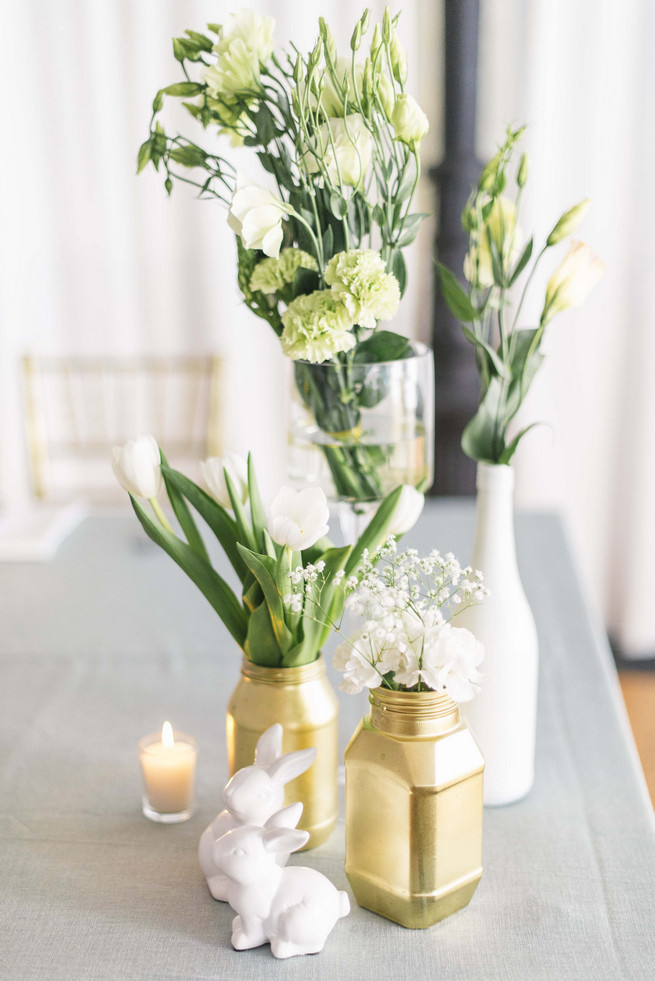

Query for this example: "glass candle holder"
[138,726,197,823]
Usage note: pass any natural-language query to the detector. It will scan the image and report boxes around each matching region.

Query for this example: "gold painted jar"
[345,687,484,928]
[226,657,338,849]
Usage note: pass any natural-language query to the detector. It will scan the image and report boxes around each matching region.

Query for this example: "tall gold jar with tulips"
[113,441,420,845]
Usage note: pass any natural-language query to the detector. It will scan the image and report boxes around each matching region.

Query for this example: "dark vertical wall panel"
[431,0,481,496]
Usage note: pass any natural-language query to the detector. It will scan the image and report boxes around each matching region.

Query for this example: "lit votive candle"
[138,721,197,823]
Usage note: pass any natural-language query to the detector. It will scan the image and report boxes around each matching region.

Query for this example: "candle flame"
[162,721,174,749]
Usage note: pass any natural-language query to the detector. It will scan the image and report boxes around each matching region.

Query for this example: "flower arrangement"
[284,535,487,700]
[138,7,430,503]
[437,126,604,464]
[112,435,423,667]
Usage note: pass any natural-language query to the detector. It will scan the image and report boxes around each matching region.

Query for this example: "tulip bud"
[386,485,425,536]
[112,435,162,500]
[269,486,330,551]
[546,198,590,246]
[201,453,249,510]
[390,35,407,85]
[517,153,529,188]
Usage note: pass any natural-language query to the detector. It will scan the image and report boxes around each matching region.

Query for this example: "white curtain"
[0,0,653,654]
[476,0,655,656]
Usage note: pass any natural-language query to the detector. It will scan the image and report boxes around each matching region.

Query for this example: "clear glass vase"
[288,342,434,512]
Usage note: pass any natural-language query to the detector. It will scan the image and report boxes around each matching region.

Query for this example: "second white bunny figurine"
[212,823,350,958]
[198,724,316,901]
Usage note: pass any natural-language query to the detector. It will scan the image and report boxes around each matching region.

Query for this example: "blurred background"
[0,1,653,787]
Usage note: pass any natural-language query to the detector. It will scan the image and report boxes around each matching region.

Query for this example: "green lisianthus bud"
[478,156,499,192]
[391,93,429,149]
[390,35,407,85]
[546,199,590,246]
[383,7,392,43]
[461,206,476,233]
[293,55,303,85]
[309,39,322,70]
[370,23,382,60]
[319,18,337,65]
[351,22,362,51]
[360,9,370,35]
[517,153,529,188]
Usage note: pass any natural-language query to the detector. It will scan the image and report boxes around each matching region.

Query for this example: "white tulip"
[228,173,289,257]
[201,453,249,509]
[386,485,425,536]
[269,486,330,551]
[111,435,162,500]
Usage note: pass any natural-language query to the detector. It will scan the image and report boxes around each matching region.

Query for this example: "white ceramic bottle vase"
[460,462,538,806]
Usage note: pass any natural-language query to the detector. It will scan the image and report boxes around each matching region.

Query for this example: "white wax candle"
[139,722,197,814]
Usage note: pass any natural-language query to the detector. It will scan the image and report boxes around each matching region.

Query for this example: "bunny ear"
[255,724,283,768]
[267,747,317,786]
[265,801,303,830]
[262,826,309,855]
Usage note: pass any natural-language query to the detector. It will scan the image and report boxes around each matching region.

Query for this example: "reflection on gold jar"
[345,687,484,928]
[226,657,338,849]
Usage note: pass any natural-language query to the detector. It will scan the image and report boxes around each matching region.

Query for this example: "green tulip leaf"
[159,453,209,564]
[160,466,247,582]
[237,544,293,654]
[344,485,403,577]
[247,453,267,551]
[131,496,247,647]
[244,601,283,666]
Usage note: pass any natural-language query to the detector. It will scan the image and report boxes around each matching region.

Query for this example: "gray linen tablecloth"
[1,503,654,981]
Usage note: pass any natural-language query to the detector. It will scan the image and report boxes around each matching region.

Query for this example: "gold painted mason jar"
[345,687,484,928]
[226,657,338,849]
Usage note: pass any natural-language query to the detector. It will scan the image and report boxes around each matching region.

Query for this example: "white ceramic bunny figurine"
[198,724,316,901]
[212,823,350,959]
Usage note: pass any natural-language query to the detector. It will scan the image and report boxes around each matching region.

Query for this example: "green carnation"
[324,249,401,329]
[281,290,356,363]
[249,248,318,295]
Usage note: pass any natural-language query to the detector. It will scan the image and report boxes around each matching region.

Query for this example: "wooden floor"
[618,669,655,807]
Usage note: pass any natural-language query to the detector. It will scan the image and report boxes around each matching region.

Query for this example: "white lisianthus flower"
[201,453,249,510]
[112,435,162,500]
[249,248,318,295]
[386,485,425,536]
[541,239,604,326]
[214,10,275,65]
[391,93,429,149]
[203,39,260,100]
[280,290,356,363]
[269,486,330,551]
[228,173,290,258]
[324,249,400,329]
[306,115,374,190]
[421,624,484,702]
[463,195,522,289]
